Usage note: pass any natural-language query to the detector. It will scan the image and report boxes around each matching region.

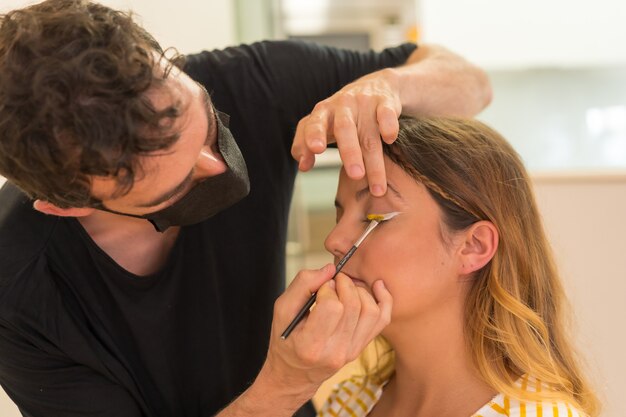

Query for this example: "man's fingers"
[348,286,383,359]
[304,107,331,153]
[377,103,400,144]
[302,279,343,341]
[358,108,387,197]
[278,264,336,317]
[370,280,393,338]
[334,106,364,179]
[291,116,315,171]
[333,273,362,341]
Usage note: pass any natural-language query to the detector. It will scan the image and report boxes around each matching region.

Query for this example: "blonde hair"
[358,117,599,416]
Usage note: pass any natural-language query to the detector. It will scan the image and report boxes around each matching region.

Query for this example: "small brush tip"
[367,211,401,222]
[382,211,401,220]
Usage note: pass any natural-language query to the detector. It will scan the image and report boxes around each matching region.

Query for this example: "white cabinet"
[1,1,236,54]
[420,0,626,69]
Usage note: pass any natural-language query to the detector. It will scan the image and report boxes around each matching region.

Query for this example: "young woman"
[317,117,599,417]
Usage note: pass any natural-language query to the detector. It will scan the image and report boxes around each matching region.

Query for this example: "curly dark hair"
[0,0,186,207]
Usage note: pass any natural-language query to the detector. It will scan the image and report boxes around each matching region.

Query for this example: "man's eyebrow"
[334,183,404,208]
[137,168,195,208]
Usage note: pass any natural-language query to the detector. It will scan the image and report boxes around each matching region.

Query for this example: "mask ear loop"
[215,110,230,127]
[91,201,166,232]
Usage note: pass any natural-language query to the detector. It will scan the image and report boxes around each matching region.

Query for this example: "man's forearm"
[392,43,492,117]
[215,364,317,417]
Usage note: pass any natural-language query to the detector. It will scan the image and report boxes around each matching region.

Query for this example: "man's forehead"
[145,73,189,107]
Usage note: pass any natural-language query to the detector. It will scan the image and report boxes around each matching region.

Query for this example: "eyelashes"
[335,210,391,224]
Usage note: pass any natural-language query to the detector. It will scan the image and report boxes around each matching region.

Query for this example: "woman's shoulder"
[474,376,587,417]
[317,375,385,417]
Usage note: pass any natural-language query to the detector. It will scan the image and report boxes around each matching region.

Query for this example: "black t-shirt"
[0,40,416,417]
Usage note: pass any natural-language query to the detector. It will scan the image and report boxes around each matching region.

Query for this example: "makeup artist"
[0,1,491,416]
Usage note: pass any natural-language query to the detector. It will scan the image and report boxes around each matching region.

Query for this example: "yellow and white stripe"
[317,375,585,417]
[317,376,384,417]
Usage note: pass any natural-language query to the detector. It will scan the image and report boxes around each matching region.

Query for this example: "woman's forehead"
[338,157,410,192]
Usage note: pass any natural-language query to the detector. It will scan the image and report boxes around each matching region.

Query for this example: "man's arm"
[291,43,492,197]
[215,366,315,417]
[394,44,492,117]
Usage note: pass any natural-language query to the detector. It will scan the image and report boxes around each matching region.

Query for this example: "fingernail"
[348,164,364,178]
[312,139,324,150]
[328,280,336,290]
[371,184,384,196]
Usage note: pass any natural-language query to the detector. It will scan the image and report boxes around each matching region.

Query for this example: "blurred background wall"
[1,0,624,416]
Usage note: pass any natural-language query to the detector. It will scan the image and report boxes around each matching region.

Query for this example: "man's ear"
[33,200,96,217]
[458,221,499,275]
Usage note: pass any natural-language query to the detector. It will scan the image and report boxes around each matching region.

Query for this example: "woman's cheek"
[366,236,398,264]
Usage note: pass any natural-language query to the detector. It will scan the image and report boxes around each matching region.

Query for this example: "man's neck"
[78,210,180,276]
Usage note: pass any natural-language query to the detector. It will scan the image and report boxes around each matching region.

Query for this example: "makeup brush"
[280,211,400,339]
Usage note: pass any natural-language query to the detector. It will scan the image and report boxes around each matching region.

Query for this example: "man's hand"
[291,68,402,198]
[224,265,392,417]
[291,44,492,198]
[264,265,392,389]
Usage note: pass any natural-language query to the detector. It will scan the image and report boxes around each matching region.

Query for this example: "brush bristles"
[367,212,400,222]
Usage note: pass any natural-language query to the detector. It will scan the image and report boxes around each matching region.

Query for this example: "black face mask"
[95,111,250,232]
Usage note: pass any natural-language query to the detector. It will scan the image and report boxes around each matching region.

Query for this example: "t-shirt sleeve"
[184,40,417,139]
[250,40,418,124]
[0,324,141,417]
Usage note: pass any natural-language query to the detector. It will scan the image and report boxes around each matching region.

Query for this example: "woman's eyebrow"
[335,182,405,208]
[355,183,404,202]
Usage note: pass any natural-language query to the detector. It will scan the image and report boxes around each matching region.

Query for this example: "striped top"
[317,374,585,417]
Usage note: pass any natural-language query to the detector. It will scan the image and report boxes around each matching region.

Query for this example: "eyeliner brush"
[280,211,400,339]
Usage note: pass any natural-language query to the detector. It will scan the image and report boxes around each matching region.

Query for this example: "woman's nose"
[324,220,357,259]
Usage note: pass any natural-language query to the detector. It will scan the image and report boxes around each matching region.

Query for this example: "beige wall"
[532,174,626,417]
[0,389,17,416]
[1,0,235,53]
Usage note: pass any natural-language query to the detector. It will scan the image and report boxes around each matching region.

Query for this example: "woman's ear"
[33,200,95,217]
[458,221,499,275]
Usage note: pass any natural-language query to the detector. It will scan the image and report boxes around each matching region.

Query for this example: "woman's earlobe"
[33,200,95,217]
[459,221,498,274]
